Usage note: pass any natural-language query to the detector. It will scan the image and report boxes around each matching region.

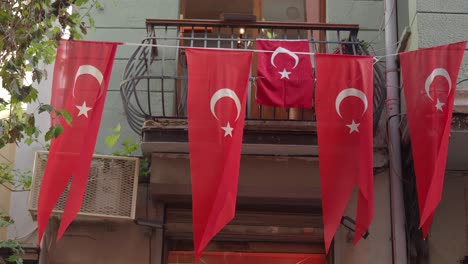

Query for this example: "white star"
[221,122,234,137]
[76,101,92,118]
[435,98,445,112]
[278,68,291,79]
[346,120,360,134]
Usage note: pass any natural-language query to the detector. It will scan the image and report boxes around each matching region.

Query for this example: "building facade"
[4,0,468,263]
[399,0,468,263]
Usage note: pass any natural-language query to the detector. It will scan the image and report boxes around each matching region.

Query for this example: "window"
[180,0,324,23]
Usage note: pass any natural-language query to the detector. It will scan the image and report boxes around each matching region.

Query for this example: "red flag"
[315,54,374,252]
[38,40,119,244]
[256,40,314,108]
[186,48,252,259]
[400,41,466,236]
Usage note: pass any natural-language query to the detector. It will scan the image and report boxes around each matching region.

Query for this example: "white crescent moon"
[210,88,242,121]
[335,88,368,119]
[424,68,452,101]
[73,65,104,99]
[270,47,299,69]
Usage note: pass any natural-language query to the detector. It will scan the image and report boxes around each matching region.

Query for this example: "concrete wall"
[150,152,392,264]
[427,171,468,264]
[402,0,468,84]
[48,221,152,264]
[333,170,392,264]
[8,64,54,245]
[83,0,180,155]
[8,0,179,233]
[150,154,322,200]
[0,143,16,240]
[38,183,155,264]
[8,0,179,244]
[326,0,385,55]
[398,0,468,261]
[5,2,396,263]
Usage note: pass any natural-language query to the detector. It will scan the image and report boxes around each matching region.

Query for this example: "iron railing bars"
[121,19,362,134]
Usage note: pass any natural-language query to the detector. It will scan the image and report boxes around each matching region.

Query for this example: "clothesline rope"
[122,42,400,60]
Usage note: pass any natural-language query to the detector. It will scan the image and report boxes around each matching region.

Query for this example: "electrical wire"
[121,41,405,61]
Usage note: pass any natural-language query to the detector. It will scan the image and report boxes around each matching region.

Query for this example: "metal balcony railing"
[121,19,385,134]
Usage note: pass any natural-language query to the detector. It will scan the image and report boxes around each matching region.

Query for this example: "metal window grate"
[28,151,139,220]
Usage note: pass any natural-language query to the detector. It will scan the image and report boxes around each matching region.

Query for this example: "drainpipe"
[384,0,407,263]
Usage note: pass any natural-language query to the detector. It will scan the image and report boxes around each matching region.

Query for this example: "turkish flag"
[38,40,119,244]
[186,48,252,259]
[256,40,314,108]
[315,54,374,252]
[400,41,466,236]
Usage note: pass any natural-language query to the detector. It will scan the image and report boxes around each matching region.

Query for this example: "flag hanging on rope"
[186,48,252,259]
[38,40,120,244]
[400,41,467,236]
[256,39,314,108]
[315,54,374,252]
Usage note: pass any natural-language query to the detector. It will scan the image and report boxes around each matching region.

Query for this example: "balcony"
[120,19,386,156]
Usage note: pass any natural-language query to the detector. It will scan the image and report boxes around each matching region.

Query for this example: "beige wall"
[333,170,392,264]
[151,154,322,202]
[37,183,155,264]
[326,0,385,55]
[401,0,468,84]
[150,153,391,264]
[0,143,16,240]
[84,0,180,155]
[427,171,468,264]
[48,221,151,264]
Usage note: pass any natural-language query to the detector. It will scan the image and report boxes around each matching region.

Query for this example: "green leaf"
[75,0,88,6]
[88,17,95,28]
[45,125,64,141]
[0,9,12,23]
[0,0,100,148]
[111,150,122,156]
[24,138,34,145]
[6,254,23,264]
[105,134,120,148]
[38,104,53,114]
[0,216,14,228]
[26,88,38,103]
[25,114,35,127]
[24,126,36,137]
[112,123,121,133]
[61,110,73,126]
[0,239,24,255]
[122,139,138,154]
[124,144,138,155]
[72,29,82,40]
[95,1,104,10]
[51,26,61,36]
[139,158,150,178]
[79,23,88,35]
[32,69,44,83]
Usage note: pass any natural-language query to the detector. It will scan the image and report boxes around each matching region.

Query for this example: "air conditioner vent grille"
[29,151,139,220]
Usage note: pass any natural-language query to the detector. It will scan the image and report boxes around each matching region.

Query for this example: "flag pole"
[384,0,408,262]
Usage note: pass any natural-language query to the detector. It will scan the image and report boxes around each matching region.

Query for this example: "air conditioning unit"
[29,151,139,220]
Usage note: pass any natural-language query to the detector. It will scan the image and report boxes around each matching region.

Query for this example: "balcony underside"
[142,118,318,156]
[149,152,323,211]
[151,182,323,212]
